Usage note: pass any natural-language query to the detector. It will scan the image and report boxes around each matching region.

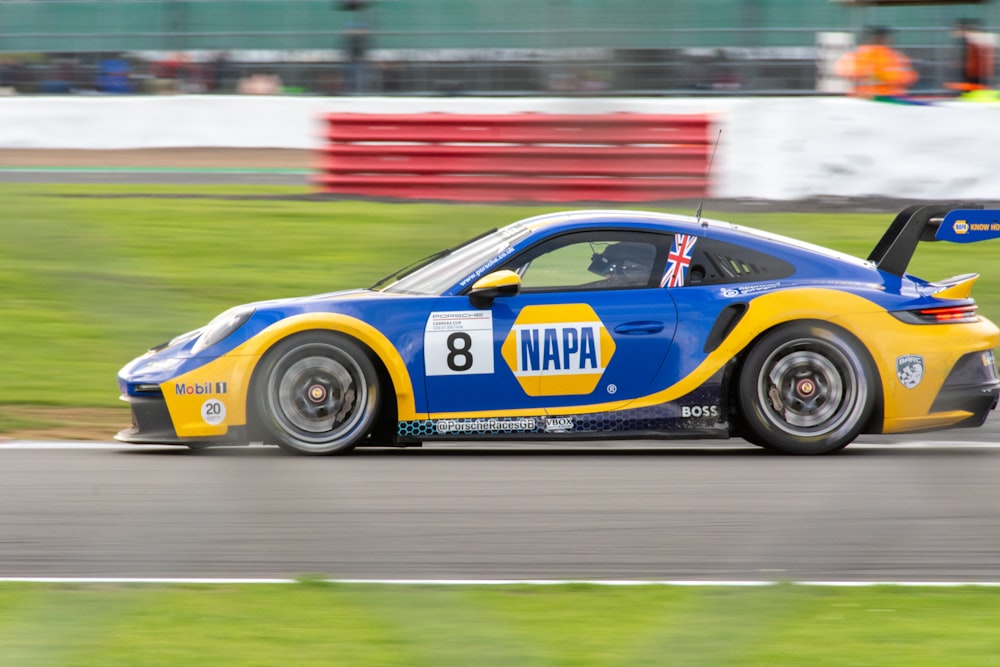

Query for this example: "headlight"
[191,306,255,354]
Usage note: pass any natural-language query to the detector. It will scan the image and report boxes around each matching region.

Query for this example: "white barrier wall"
[2,95,998,200]
[719,97,1000,201]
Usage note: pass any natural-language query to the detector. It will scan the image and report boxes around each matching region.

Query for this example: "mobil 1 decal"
[424,310,495,376]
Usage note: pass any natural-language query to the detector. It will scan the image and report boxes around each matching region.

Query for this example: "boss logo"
[681,405,719,418]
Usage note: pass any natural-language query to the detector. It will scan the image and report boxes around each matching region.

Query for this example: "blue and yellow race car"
[117,204,1000,455]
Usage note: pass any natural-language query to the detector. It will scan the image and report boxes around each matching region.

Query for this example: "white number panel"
[424,311,495,376]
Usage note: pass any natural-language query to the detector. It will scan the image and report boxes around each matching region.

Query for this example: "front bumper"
[116,393,248,446]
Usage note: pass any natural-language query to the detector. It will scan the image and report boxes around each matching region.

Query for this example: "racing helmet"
[587,242,656,283]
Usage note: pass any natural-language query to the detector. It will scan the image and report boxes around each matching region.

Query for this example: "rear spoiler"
[868,203,1000,276]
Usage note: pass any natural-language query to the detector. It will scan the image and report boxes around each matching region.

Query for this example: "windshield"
[381,222,533,295]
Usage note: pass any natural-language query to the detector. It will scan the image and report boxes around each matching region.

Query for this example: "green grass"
[1,184,997,423]
[1,582,1000,666]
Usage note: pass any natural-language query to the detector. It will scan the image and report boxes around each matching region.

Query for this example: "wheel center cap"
[307,384,328,403]
[796,378,816,397]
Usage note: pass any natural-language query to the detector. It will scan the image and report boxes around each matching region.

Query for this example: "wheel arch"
[726,318,885,438]
[245,327,402,444]
[240,313,416,440]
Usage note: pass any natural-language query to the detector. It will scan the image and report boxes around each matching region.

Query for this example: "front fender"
[162,313,419,439]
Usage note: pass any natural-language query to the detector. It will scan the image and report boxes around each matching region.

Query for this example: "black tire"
[251,332,380,455]
[737,323,876,455]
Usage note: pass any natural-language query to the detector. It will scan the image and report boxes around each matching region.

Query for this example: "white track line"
[1,577,1000,587]
[0,441,132,450]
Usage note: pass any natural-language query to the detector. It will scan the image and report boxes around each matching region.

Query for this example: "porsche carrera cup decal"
[424,310,495,376]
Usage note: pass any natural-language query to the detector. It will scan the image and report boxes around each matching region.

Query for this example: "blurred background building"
[0,0,995,96]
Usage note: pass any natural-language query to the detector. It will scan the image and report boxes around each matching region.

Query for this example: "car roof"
[515,209,873,271]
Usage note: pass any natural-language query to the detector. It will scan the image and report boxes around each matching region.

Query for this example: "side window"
[687,238,795,286]
[503,231,667,292]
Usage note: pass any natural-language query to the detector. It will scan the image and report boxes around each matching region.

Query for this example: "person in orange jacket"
[946,18,995,93]
[835,26,918,98]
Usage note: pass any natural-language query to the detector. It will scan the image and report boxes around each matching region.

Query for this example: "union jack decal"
[661,233,697,287]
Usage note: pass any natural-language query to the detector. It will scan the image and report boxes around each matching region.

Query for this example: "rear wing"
[868,204,1000,277]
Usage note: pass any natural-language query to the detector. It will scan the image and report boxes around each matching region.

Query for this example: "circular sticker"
[201,398,227,425]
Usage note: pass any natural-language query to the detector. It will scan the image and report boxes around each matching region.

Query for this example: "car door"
[423,229,679,414]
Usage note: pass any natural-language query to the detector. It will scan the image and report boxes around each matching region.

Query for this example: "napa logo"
[953,220,969,235]
[501,304,616,396]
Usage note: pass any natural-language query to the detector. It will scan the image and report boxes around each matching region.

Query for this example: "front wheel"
[251,332,380,455]
[737,323,877,455]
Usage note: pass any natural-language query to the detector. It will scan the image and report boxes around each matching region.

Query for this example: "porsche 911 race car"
[117,203,1000,455]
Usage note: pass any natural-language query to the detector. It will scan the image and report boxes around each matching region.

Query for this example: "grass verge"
[2,582,1000,666]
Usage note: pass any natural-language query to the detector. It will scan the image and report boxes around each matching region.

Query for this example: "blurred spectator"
[176,55,205,93]
[547,69,578,93]
[151,53,182,93]
[207,52,231,93]
[0,55,13,93]
[694,49,742,91]
[337,0,373,94]
[709,50,741,91]
[547,66,611,94]
[39,56,82,94]
[97,58,133,94]
[151,53,206,93]
[947,18,995,93]
[237,72,284,95]
[835,26,917,98]
[0,56,31,94]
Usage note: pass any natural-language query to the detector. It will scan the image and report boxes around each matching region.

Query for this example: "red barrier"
[316,113,714,202]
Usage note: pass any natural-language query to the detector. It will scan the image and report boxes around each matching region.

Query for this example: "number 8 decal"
[446,332,474,371]
[424,311,494,376]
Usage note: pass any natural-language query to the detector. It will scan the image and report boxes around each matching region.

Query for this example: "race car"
[117,203,1000,455]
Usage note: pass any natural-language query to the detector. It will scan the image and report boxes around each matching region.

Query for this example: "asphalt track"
[2,423,999,583]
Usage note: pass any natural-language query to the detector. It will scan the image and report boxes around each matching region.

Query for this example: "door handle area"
[614,320,665,335]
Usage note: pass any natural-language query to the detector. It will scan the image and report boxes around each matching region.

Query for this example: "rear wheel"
[252,332,380,455]
[737,323,876,455]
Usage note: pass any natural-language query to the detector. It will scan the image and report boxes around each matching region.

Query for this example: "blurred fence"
[0,0,996,96]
